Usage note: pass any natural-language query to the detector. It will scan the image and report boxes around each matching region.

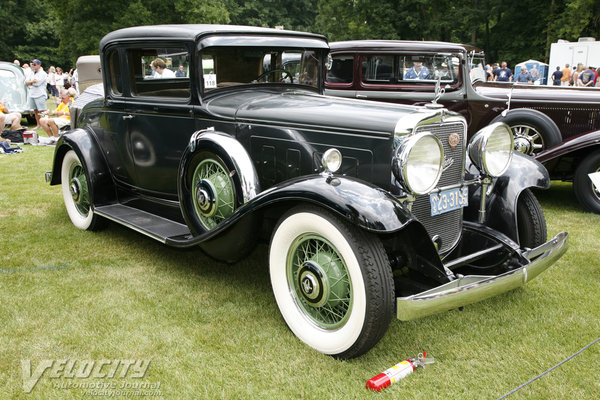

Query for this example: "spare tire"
[491,108,561,156]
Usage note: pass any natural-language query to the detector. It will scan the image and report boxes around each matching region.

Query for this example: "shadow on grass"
[533,181,580,212]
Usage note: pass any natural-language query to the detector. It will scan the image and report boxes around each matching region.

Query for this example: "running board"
[94,204,192,244]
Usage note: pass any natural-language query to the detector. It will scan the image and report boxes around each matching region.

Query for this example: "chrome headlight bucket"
[394,132,444,195]
[468,122,514,177]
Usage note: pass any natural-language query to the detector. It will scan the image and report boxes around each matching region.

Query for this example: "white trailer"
[547,37,600,85]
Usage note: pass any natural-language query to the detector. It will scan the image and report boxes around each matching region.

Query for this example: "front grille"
[411,122,466,253]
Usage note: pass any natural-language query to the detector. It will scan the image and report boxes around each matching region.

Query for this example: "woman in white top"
[47,66,58,103]
[55,67,65,93]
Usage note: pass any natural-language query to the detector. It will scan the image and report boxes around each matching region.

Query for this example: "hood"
[204,88,440,136]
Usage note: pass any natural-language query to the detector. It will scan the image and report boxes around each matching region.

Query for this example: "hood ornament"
[426,76,445,110]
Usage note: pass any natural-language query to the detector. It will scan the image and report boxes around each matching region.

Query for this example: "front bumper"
[396,231,568,320]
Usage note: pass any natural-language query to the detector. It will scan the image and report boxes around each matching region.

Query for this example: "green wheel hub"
[192,158,235,230]
[69,163,90,217]
[287,234,352,330]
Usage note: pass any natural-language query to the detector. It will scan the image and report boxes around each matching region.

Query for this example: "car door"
[122,45,197,198]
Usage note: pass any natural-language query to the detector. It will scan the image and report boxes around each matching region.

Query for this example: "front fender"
[466,152,549,243]
[49,128,116,206]
[167,174,418,248]
[255,175,416,232]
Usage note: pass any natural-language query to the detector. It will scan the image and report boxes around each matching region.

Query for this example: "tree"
[226,0,318,32]
[48,0,230,66]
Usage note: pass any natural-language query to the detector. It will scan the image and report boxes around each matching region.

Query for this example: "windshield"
[0,69,27,110]
[201,47,321,91]
[468,52,487,83]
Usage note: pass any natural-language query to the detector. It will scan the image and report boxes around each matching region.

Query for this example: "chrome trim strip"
[396,231,568,321]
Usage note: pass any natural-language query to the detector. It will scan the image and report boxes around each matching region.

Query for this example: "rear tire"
[516,188,547,248]
[269,206,394,359]
[573,150,600,214]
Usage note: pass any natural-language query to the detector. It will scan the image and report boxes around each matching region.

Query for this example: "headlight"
[395,132,444,195]
[468,122,513,177]
[322,148,342,173]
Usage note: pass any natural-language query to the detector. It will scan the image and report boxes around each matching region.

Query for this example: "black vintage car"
[326,40,600,213]
[48,25,568,359]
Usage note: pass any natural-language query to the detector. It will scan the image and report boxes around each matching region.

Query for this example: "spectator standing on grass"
[55,67,66,93]
[13,59,20,66]
[529,64,539,83]
[560,63,571,86]
[39,90,71,141]
[551,66,563,86]
[494,61,512,82]
[47,66,58,103]
[516,66,532,83]
[24,59,47,129]
[175,65,186,77]
[579,66,596,87]
[572,63,584,86]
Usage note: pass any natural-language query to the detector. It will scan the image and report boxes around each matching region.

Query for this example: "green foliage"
[227,0,317,31]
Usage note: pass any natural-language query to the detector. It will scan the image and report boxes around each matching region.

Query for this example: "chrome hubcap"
[194,180,216,217]
[512,125,544,155]
[70,178,81,202]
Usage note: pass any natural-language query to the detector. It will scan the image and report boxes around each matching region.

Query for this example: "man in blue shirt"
[493,61,513,82]
[516,66,532,83]
[404,59,431,80]
[551,66,563,86]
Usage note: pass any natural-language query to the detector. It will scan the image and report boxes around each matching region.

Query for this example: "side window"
[363,55,394,83]
[326,55,354,84]
[399,55,460,85]
[107,49,122,95]
[125,47,190,99]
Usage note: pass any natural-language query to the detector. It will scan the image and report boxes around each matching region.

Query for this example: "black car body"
[326,40,600,213]
[48,25,568,359]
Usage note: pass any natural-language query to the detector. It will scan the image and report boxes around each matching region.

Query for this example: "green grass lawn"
[1,146,598,399]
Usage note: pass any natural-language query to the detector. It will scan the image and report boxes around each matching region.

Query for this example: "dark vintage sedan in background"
[326,40,600,213]
[48,25,567,359]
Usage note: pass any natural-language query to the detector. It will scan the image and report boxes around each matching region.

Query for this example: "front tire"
[573,150,600,214]
[516,189,547,248]
[269,206,394,359]
[61,150,105,230]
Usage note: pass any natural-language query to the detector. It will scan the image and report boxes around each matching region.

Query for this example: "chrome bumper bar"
[396,232,568,321]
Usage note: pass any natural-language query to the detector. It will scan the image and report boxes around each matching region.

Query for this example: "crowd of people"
[1,58,78,142]
[482,60,600,87]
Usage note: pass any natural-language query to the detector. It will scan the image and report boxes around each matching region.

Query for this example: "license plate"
[430,186,469,216]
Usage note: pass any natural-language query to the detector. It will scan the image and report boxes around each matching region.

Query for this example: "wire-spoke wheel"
[191,158,235,230]
[270,206,394,359]
[491,108,562,156]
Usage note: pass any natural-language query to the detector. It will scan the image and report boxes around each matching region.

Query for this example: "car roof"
[100,24,327,49]
[329,40,481,54]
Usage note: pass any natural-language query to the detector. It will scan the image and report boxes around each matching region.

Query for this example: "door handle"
[122,115,134,120]
[356,94,368,99]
